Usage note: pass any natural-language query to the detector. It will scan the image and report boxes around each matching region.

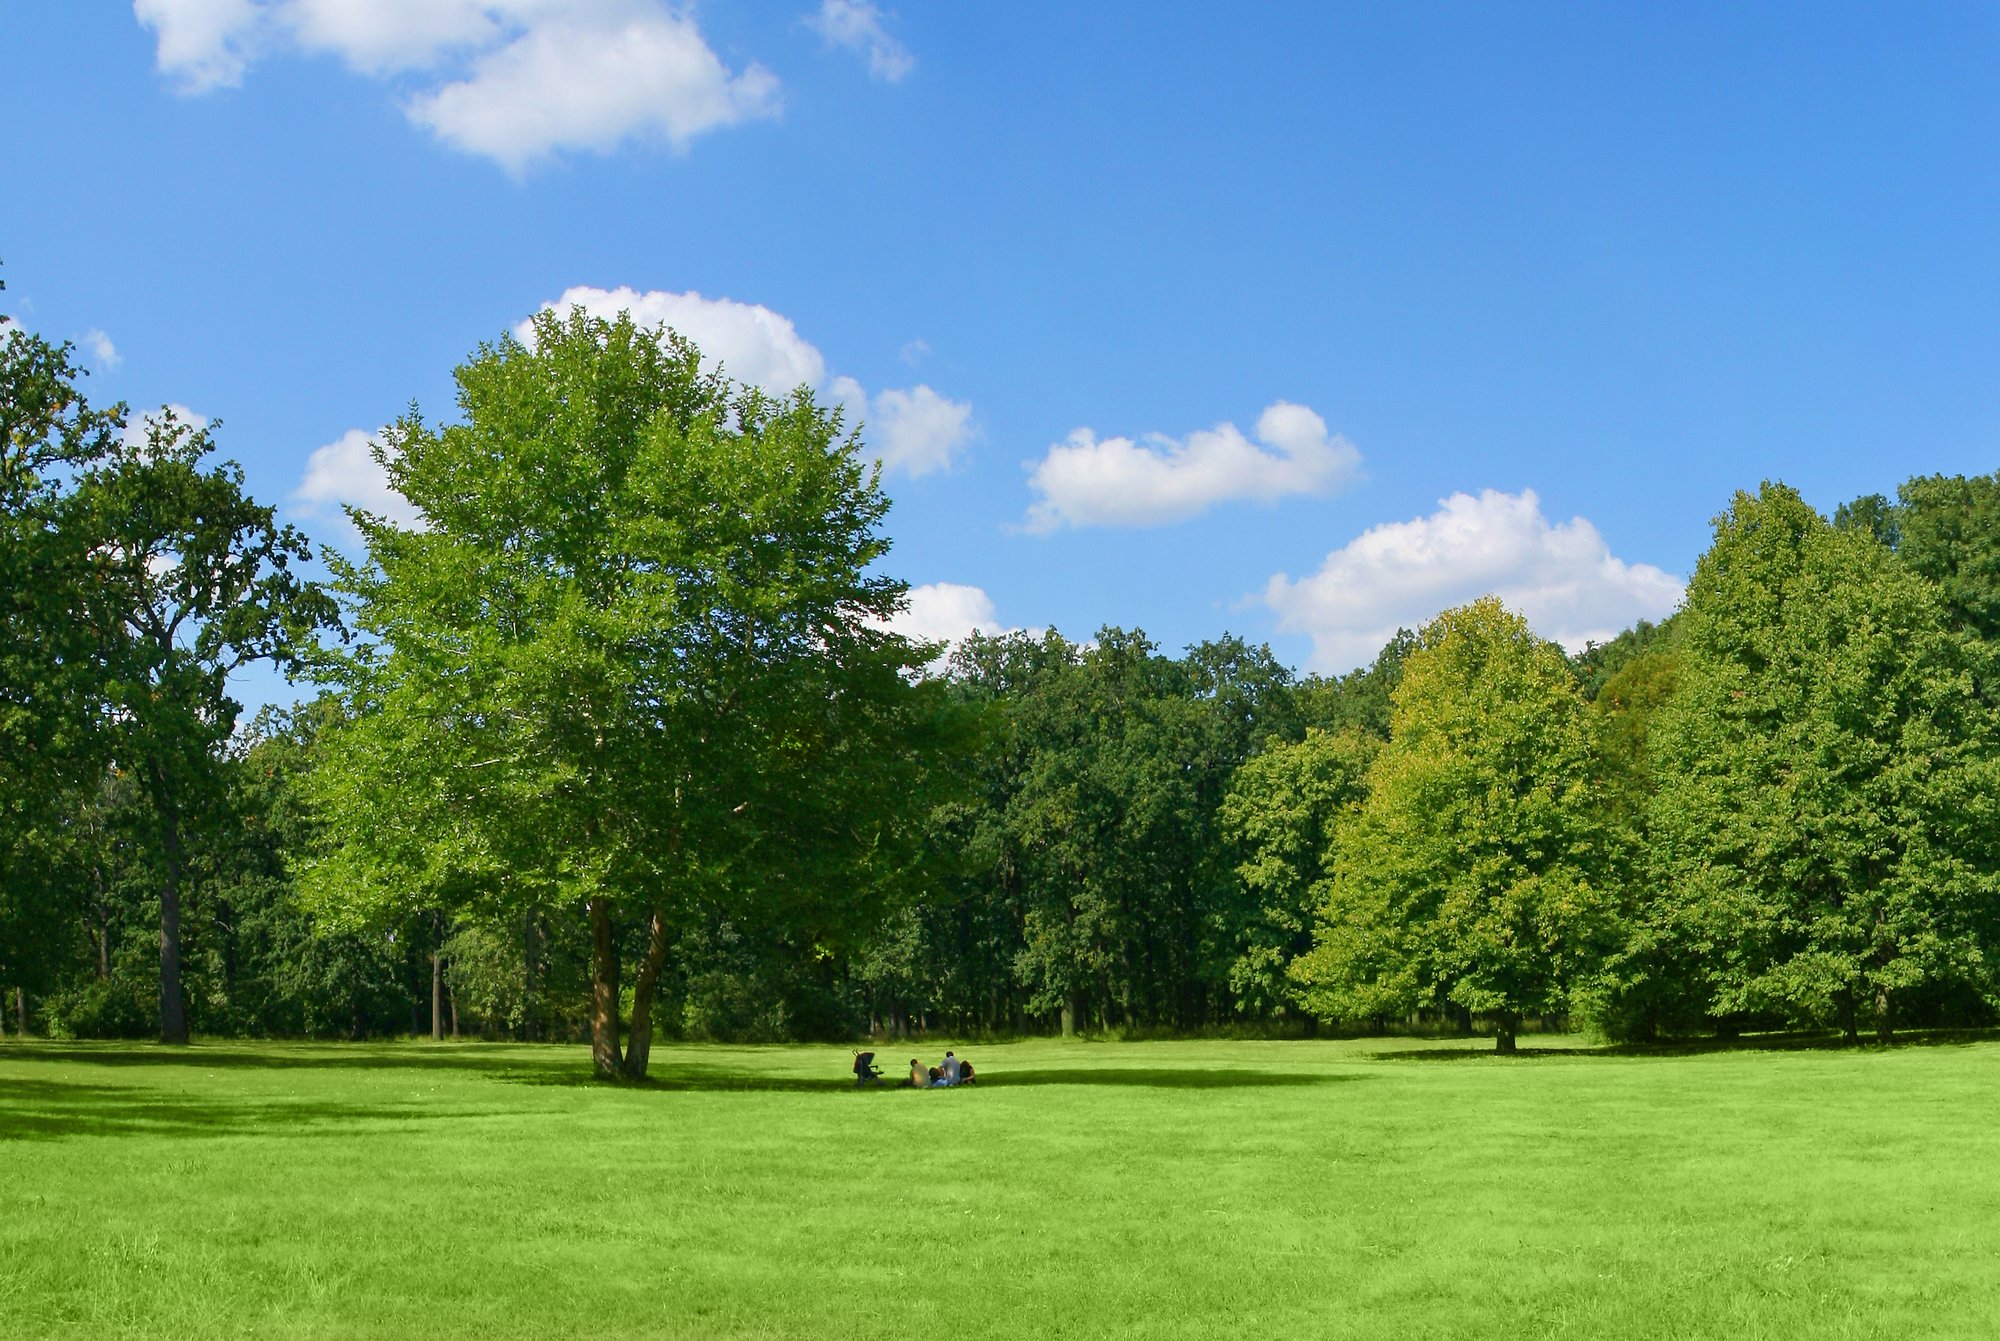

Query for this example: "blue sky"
[6,2,2000,705]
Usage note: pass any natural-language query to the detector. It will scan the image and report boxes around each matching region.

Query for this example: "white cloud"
[407,9,781,173]
[522,286,973,478]
[898,338,930,366]
[1022,400,1360,533]
[293,427,423,529]
[1261,488,1685,673]
[135,0,263,92]
[862,384,974,478]
[883,582,1007,646]
[807,0,913,82]
[133,0,779,169]
[82,329,122,371]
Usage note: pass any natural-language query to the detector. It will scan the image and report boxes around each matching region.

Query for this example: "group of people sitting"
[851,1049,976,1088]
[909,1050,974,1088]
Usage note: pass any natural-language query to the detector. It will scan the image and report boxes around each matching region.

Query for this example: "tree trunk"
[1494,1012,1519,1054]
[431,953,444,1041]
[13,986,24,1037]
[1874,986,1894,1047]
[587,897,622,1079]
[1836,988,1860,1047]
[144,761,191,1046]
[621,908,672,1081]
[1061,993,1077,1038]
[157,827,189,1046]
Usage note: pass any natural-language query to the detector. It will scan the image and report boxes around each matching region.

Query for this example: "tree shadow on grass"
[0,1075,488,1143]
[502,1065,1365,1092]
[4,1041,569,1076]
[1365,1025,2000,1063]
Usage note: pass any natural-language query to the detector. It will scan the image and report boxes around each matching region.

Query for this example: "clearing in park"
[3,1034,1998,1339]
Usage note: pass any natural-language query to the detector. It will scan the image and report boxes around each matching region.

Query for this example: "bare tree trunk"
[1836,988,1860,1047]
[621,908,672,1081]
[1874,986,1894,1047]
[587,897,622,1079]
[12,986,23,1037]
[1061,993,1077,1038]
[157,827,189,1046]
[431,953,444,1041]
[1494,1011,1519,1054]
[448,976,460,1038]
[144,761,191,1046]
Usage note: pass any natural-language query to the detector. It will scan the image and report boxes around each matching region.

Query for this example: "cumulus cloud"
[82,329,122,370]
[1022,400,1360,533]
[807,0,913,82]
[523,286,974,478]
[882,582,1008,646]
[293,426,423,529]
[133,0,780,169]
[1261,488,1685,673]
[135,0,262,91]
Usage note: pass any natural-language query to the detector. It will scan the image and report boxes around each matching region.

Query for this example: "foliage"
[305,308,953,1077]
[1218,726,1376,1018]
[1297,598,1619,1050]
[1643,483,2000,1042]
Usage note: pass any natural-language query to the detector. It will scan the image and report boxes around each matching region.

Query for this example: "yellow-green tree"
[1296,598,1618,1051]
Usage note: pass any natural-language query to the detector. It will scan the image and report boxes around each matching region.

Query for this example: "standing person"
[907,1057,928,1088]
[941,1051,961,1085]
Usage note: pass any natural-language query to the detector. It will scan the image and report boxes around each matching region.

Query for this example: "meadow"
[3,1034,1998,1339]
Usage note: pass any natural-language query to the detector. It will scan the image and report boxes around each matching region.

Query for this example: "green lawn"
[3,1033,1998,1339]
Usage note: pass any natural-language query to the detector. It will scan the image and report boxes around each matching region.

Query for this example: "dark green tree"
[306,307,952,1079]
[1645,483,2000,1043]
[57,409,337,1042]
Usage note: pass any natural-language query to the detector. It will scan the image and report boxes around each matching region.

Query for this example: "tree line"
[7,285,2000,1071]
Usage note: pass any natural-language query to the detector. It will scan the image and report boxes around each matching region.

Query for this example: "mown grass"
[3,1033,1998,1339]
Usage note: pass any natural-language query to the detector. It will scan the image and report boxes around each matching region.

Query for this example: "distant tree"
[0,280,122,1023]
[1218,726,1376,1018]
[1296,598,1618,1052]
[1297,629,1420,739]
[57,412,337,1043]
[306,308,953,1079]
[1645,483,2000,1043]
[1890,473,2000,646]
[1572,616,1677,702]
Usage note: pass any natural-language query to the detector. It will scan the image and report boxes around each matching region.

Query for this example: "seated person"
[927,1065,945,1086]
[959,1059,975,1084]
[941,1051,961,1085]
[906,1058,927,1088]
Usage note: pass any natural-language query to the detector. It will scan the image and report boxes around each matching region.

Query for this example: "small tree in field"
[1295,598,1618,1052]
[306,308,953,1079]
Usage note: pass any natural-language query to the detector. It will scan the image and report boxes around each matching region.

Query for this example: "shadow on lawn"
[1366,1025,2000,1063]
[0,1075,486,1143]
[553,1065,1360,1093]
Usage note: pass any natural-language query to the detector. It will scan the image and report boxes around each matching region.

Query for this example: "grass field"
[3,1033,1999,1339]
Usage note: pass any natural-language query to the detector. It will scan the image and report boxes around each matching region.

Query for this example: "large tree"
[1645,483,2000,1043]
[58,410,336,1043]
[1296,598,1618,1052]
[0,281,122,1022]
[306,307,951,1079]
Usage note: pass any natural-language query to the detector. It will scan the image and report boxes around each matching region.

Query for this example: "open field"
[3,1035,1999,1339]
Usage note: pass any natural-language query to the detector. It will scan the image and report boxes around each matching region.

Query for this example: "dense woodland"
[7,283,2000,1073]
